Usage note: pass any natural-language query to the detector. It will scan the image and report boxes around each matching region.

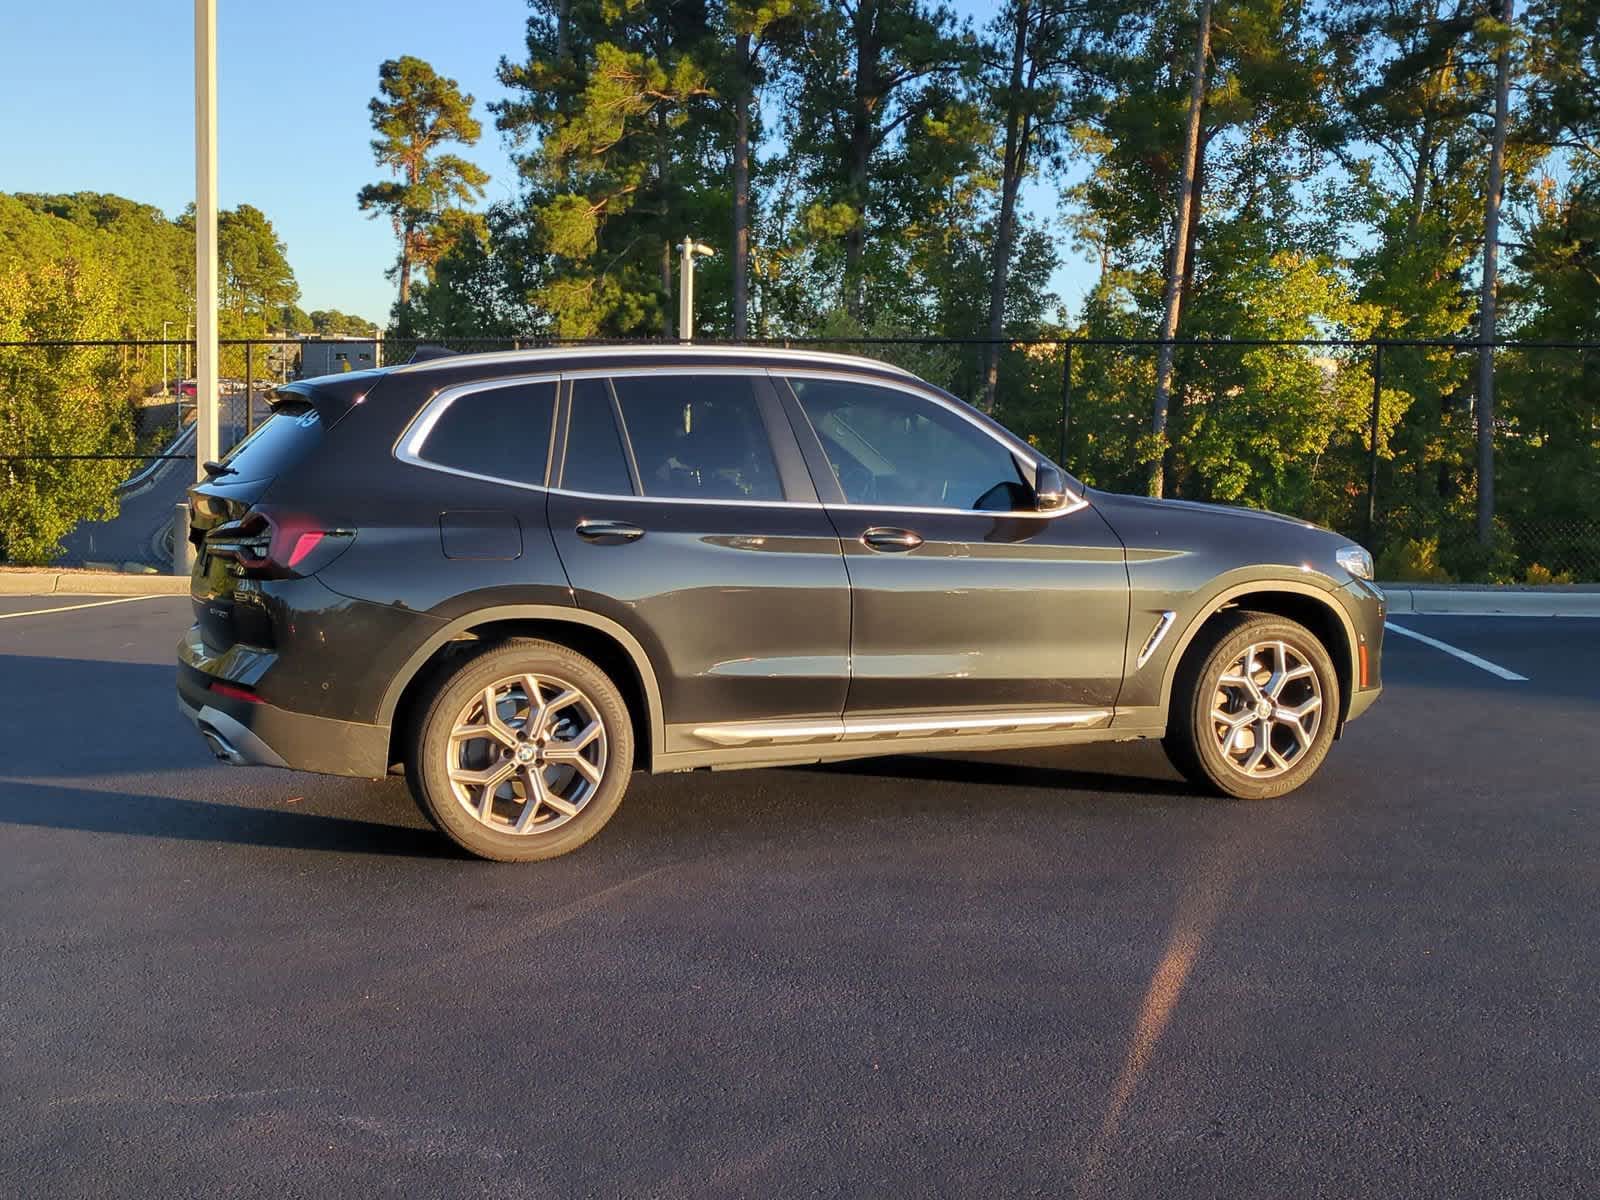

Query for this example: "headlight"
[1336,544,1374,580]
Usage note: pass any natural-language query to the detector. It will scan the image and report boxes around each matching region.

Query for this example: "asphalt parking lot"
[3,595,1599,1198]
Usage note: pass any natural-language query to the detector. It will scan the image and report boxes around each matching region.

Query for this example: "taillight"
[205,509,353,579]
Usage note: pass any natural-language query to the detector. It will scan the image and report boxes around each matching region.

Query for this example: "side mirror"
[1033,462,1071,511]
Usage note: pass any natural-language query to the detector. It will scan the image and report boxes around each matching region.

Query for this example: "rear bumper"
[179,696,290,768]
[177,637,390,777]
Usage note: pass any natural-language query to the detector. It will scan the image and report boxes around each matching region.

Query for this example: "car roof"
[386,343,917,379]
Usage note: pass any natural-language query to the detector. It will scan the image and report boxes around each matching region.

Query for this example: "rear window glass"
[415,380,556,487]
[562,379,635,495]
[219,404,322,483]
[613,375,782,501]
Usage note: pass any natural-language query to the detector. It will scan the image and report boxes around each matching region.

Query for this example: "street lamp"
[161,320,172,396]
[676,237,715,344]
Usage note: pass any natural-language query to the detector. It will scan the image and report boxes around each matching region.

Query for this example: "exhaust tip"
[199,725,246,766]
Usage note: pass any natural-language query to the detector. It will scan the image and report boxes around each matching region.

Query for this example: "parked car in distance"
[178,346,1385,861]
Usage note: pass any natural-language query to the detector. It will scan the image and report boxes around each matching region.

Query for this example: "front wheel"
[1163,613,1340,801]
[407,639,634,862]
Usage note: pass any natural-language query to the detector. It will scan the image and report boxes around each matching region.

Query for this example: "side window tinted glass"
[613,375,782,501]
[416,380,556,487]
[563,379,635,495]
[788,378,1028,510]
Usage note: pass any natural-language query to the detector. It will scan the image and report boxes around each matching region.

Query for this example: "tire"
[1162,611,1340,801]
[406,638,635,862]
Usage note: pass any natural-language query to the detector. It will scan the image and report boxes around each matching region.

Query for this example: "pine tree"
[784,0,976,322]
[358,56,490,321]
[496,0,721,338]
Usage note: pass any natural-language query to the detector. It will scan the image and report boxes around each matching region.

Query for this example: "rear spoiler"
[405,345,460,364]
[269,369,386,430]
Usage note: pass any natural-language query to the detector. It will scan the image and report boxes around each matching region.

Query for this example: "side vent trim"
[1136,610,1178,670]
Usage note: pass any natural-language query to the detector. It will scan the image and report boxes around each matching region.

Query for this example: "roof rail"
[389,343,915,377]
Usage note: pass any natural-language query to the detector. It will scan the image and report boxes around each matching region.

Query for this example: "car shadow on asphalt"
[0,779,460,858]
[0,651,1209,858]
[790,750,1202,799]
[1,655,200,778]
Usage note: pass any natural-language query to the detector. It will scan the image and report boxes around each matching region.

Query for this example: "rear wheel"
[1163,612,1339,800]
[407,639,634,862]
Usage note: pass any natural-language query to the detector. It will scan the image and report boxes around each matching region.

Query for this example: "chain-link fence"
[2,334,1596,581]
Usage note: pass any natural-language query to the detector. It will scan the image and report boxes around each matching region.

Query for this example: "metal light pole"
[676,237,715,344]
[161,320,172,396]
[193,0,220,480]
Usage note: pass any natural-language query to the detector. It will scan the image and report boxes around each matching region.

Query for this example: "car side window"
[415,379,556,487]
[612,374,783,501]
[788,378,1030,511]
[562,378,636,495]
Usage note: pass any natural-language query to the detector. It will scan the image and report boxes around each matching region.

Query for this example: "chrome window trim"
[390,344,917,378]
[778,368,1089,518]
[827,498,1089,519]
[394,365,1092,520]
[549,485,816,509]
[393,372,562,492]
[546,485,1088,520]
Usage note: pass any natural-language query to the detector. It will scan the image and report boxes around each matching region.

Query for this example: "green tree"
[308,309,380,336]
[217,204,299,333]
[784,0,977,321]
[978,0,1113,412]
[1072,0,1344,498]
[400,207,529,339]
[277,304,315,334]
[358,56,490,319]
[1324,0,1551,571]
[496,0,720,338]
[0,258,135,563]
[723,0,809,338]
[4,192,190,391]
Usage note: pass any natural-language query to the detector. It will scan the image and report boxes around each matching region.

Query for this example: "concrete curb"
[1381,585,1600,618]
[0,570,189,596]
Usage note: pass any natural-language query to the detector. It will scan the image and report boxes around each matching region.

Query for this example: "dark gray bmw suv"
[178,345,1385,861]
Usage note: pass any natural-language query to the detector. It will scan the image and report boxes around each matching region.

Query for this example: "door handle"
[860,526,923,552]
[575,518,644,544]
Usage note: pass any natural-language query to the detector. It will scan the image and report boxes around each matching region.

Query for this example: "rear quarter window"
[409,379,557,487]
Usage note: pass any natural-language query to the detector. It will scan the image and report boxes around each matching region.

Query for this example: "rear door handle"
[575,518,644,544]
[861,527,924,553]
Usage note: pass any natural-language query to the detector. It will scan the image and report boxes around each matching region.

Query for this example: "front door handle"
[861,526,924,553]
[575,518,644,544]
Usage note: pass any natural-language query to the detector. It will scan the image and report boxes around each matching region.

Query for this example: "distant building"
[298,338,381,379]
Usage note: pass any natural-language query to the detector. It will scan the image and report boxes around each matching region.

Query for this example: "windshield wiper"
[201,460,237,478]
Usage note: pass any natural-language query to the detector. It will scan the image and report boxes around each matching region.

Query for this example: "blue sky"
[1,1,1093,327]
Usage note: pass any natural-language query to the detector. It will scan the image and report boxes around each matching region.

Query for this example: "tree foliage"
[0,258,134,563]
[359,56,491,327]
[9,2,1600,577]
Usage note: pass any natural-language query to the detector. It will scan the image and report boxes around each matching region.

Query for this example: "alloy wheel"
[445,673,608,835]
[1209,640,1323,779]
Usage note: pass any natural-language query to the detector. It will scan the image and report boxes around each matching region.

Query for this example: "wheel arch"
[1159,582,1358,729]
[381,605,665,771]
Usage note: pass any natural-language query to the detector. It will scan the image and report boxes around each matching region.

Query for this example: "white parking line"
[0,595,167,621]
[1384,620,1528,682]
